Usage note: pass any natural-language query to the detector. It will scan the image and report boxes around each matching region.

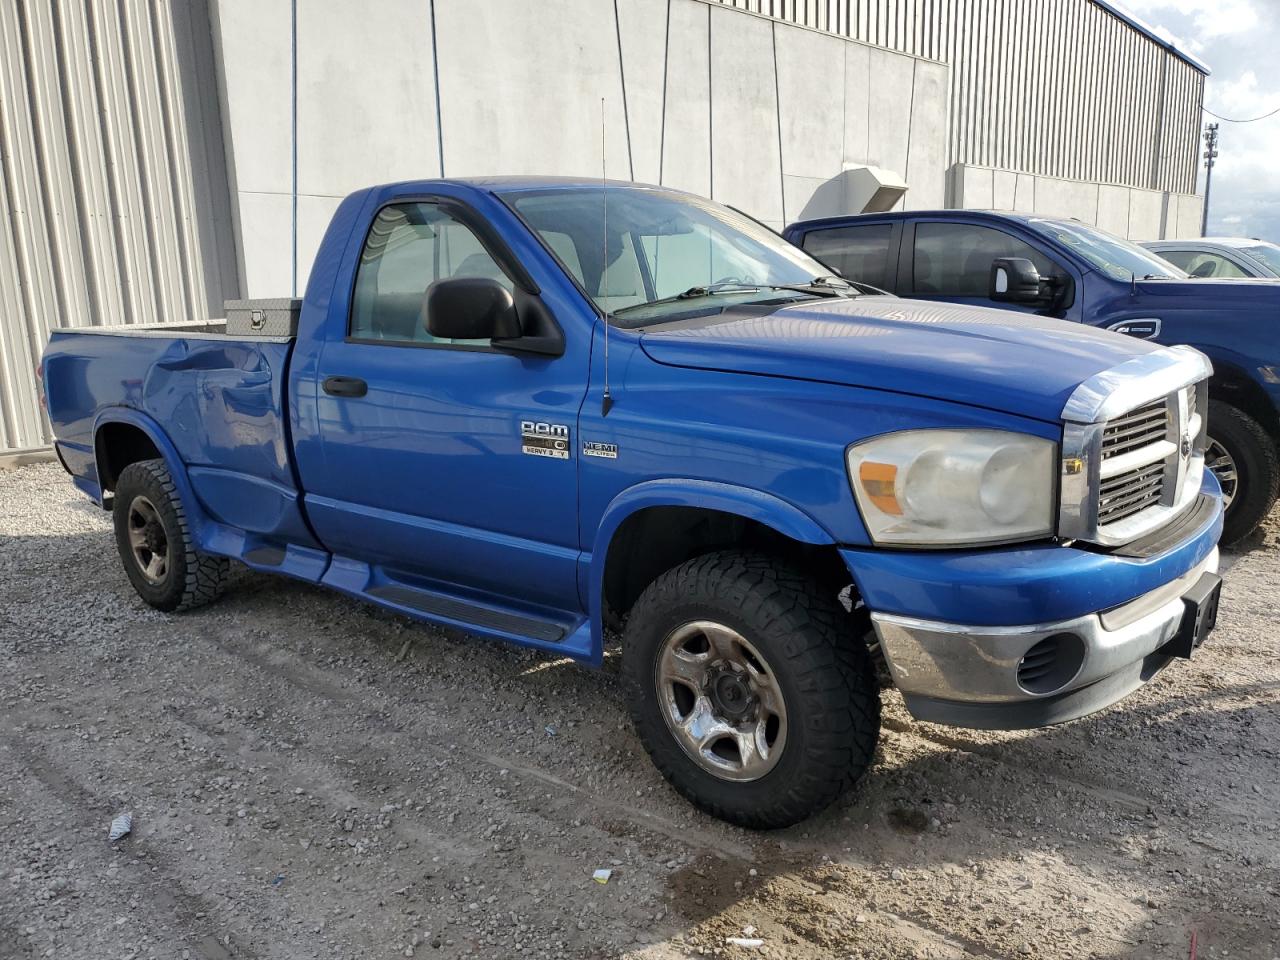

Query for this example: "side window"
[1181,252,1248,279]
[800,224,894,289]
[350,202,512,345]
[1156,249,1197,272]
[911,222,1061,296]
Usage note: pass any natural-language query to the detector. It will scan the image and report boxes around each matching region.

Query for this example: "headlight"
[846,430,1057,546]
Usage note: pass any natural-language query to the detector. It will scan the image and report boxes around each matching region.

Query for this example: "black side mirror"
[989,257,1046,304]
[422,278,522,341]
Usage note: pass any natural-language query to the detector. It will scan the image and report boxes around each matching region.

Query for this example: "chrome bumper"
[871,549,1219,730]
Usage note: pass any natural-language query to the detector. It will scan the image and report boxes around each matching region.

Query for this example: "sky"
[1118,0,1280,241]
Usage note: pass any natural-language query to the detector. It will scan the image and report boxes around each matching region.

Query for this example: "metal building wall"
[0,0,237,453]
[715,0,1205,195]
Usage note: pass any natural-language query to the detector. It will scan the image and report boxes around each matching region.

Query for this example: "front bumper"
[844,484,1223,730]
[871,550,1218,729]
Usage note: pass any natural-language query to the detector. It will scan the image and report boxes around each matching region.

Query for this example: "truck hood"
[639,296,1160,423]
[1134,277,1280,302]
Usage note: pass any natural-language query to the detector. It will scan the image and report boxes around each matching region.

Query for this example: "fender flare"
[583,478,835,662]
[91,407,210,538]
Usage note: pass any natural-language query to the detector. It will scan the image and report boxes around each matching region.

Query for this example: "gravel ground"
[1,461,1277,960]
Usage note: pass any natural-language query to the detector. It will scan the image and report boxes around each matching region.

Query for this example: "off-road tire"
[622,551,881,829]
[112,459,229,612]
[1209,401,1279,546]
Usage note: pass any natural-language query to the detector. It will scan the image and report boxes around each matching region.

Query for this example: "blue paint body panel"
[783,210,1280,442]
[41,180,1223,669]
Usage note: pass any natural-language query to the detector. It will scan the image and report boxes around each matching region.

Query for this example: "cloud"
[1119,0,1259,38]
[1117,0,1280,240]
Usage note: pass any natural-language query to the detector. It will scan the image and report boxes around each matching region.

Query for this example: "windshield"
[1027,219,1187,281]
[1239,242,1280,276]
[504,187,842,324]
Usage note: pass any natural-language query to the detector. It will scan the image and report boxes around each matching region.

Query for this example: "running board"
[367,584,567,643]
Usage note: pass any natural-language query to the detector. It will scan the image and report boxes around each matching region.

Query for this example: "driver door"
[304,199,586,613]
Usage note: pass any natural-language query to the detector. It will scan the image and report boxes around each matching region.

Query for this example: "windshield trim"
[496,185,839,328]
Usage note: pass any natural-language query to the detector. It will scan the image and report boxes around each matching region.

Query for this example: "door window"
[800,224,894,289]
[350,203,513,344]
[1176,252,1249,279]
[911,222,1060,296]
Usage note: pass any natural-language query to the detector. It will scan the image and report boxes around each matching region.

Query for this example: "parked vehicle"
[44,180,1223,828]
[1142,237,1280,280]
[784,210,1280,543]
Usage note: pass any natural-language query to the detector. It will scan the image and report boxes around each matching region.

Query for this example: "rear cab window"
[798,223,896,291]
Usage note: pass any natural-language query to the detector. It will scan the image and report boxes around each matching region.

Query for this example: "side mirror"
[989,257,1046,304]
[422,277,522,341]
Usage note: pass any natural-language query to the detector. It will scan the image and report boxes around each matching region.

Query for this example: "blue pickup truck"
[43,179,1223,828]
[783,210,1280,544]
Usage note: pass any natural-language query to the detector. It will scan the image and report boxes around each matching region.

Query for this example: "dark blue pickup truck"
[43,179,1223,827]
[784,210,1280,544]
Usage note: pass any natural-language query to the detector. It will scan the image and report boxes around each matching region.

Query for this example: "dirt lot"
[1,461,1277,960]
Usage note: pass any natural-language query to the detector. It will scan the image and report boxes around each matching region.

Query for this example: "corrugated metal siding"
[715,0,1204,195]
[0,0,236,452]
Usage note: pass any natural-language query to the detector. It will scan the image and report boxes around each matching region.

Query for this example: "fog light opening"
[1016,632,1086,695]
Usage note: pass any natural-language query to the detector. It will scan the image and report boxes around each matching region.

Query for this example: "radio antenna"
[600,97,614,417]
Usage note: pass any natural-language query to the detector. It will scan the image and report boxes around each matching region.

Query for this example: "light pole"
[1201,123,1219,237]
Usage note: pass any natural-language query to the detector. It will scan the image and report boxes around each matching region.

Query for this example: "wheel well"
[1210,371,1280,441]
[95,423,162,493]
[601,506,850,628]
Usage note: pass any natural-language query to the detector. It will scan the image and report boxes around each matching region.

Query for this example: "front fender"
[582,478,835,664]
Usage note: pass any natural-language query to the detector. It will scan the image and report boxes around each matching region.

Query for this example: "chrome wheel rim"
[126,495,170,584]
[655,620,788,782]
[1205,437,1238,508]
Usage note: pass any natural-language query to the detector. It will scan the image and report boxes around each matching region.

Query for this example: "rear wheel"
[112,459,229,612]
[1207,401,1279,545]
[622,551,880,829]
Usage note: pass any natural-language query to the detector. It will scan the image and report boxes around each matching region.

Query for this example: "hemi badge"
[583,441,618,459]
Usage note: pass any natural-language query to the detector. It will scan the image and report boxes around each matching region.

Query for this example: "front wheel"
[1206,401,1279,546]
[622,551,880,829]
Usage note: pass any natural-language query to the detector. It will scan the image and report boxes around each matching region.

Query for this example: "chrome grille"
[1058,346,1212,547]
[1098,460,1164,524]
[1096,397,1171,525]
[1101,399,1169,459]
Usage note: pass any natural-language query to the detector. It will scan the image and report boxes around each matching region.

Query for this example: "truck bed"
[42,322,316,556]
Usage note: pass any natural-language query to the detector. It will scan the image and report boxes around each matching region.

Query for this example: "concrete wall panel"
[210,0,291,195]
[1033,176,1099,222]
[955,163,1195,239]
[659,1,711,195]
[1127,189,1164,240]
[435,0,630,180]
[1013,174,1036,213]
[902,60,948,209]
[616,0,670,183]
[842,42,870,166]
[236,192,294,299]
[708,7,783,225]
[774,26,846,182]
[865,47,913,176]
[296,0,440,195]
[1174,193,1204,239]
[992,170,1017,211]
[1096,184,1132,237]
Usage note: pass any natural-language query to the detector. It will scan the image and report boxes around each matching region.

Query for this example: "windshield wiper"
[612,279,851,317]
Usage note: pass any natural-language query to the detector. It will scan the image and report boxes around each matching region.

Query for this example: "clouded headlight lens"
[847,430,1056,546]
